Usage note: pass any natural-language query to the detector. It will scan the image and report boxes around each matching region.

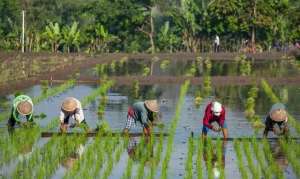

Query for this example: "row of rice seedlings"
[122,135,146,179]
[184,136,194,179]
[242,140,261,179]
[161,80,190,179]
[0,126,41,167]
[64,135,104,178]
[101,134,126,179]
[143,65,151,76]
[13,134,86,178]
[216,138,225,179]
[204,138,214,179]
[261,79,300,134]
[136,135,153,179]
[251,138,272,179]
[233,140,249,179]
[196,138,203,179]
[147,132,164,179]
[279,139,300,177]
[45,80,114,130]
[261,139,284,179]
[0,79,75,122]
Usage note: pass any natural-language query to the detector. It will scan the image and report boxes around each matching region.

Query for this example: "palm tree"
[43,22,61,52]
[61,22,81,53]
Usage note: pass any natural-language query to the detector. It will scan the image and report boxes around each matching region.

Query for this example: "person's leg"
[7,108,16,128]
[263,127,269,137]
[201,125,209,139]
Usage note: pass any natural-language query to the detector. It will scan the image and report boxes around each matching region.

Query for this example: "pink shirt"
[202,102,225,129]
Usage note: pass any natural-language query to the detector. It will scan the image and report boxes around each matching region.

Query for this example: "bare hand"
[212,126,221,132]
[60,124,68,133]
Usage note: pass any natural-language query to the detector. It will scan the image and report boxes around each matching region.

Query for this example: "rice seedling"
[143,65,151,76]
[279,139,300,177]
[251,138,272,179]
[185,61,197,77]
[196,138,203,179]
[261,139,284,179]
[233,139,249,179]
[239,59,251,76]
[242,140,260,179]
[203,76,212,97]
[216,138,225,179]
[160,59,170,70]
[194,89,202,108]
[95,63,108,78]
[110,61,116,73]
[161,80,190,179]
[132,79,140,99]
[204,57,212,70]
[184,136,194,179]
[204,138,213,179]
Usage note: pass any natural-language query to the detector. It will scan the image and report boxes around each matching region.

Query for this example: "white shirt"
[59,99,84,123]
[214,35,220,45]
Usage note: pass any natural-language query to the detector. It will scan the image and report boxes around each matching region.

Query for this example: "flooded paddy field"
[0,56,299,179]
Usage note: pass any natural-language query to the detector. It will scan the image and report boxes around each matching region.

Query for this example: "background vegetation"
[0,0,299,53]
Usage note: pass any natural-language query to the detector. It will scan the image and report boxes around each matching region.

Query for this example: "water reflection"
[269,140,288,170]
[203,139,227,178]
[126,136,154,164]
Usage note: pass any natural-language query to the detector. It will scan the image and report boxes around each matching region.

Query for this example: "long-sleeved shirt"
[59,99,84,123]
[202,102,225,129]
[125,102,153,129]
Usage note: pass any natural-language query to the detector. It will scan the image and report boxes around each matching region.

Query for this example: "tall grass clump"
[196,138,203,179]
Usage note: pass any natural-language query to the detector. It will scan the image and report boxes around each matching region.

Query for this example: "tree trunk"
[150,9,155,54]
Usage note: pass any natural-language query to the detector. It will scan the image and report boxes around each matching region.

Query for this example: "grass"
[242,140,261,179]
[279,139,300,178]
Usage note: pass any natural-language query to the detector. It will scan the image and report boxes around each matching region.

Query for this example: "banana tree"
[43,22,61,52]
[61,22,81,53]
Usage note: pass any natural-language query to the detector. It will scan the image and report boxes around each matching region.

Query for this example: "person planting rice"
[59,97,88,132]
[263,103,289,137]
[123,100,160,136]
[7,94,35,128]
[201,101,228,139]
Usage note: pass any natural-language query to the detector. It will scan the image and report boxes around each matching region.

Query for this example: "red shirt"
[202,102,226,129]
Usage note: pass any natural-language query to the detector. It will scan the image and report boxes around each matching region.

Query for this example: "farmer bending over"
[7,94,34,128]
[60,97,88,132]
[263,103,288,137]
[123,100,160,136]
[202,101,228,139]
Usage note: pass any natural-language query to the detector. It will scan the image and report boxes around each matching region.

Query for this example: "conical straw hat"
[62,97,78,112]
[17,101,33,115]
[270,109,287,122]
[145,100,159,113]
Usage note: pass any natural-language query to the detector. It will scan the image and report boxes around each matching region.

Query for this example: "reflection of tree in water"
[269,140,288,170]
[203,139,227,178]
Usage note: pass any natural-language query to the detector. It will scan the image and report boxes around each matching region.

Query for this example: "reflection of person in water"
[127,136,153,163]
[62,144,85,169]
[269,141,288,170]
[203,140,227,178]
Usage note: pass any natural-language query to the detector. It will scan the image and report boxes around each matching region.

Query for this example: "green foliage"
[160,59,170,70]
[233,140,249,179]
[132,80,140,99]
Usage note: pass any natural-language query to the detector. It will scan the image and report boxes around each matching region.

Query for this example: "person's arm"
[74,108,84,124]
[219,107,226,127]
[203,105,213,129]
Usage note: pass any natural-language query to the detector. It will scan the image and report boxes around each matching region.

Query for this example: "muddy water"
[0,81,299,178]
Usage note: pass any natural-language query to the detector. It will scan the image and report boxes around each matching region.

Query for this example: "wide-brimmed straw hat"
[270,109,287,122]
[145,100,159,113]
[17,101,33,115]
[62,97,78,112]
